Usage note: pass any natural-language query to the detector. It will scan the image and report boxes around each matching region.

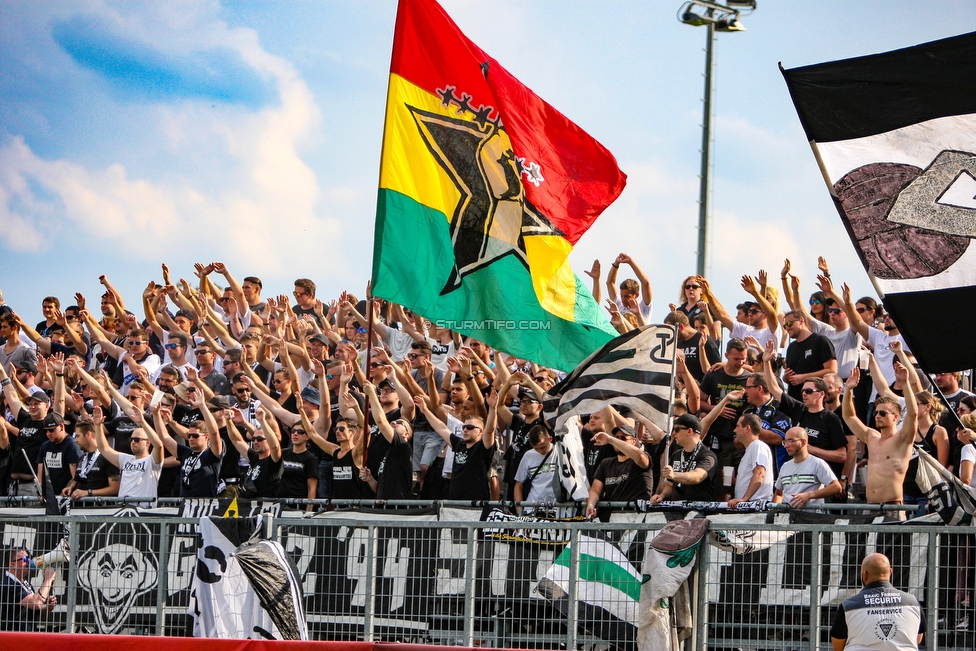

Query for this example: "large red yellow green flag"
[372,0,626,371]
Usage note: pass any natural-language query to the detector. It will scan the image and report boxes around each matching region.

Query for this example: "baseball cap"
[673,413,702,433]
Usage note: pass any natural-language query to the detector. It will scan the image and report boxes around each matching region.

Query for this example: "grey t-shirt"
[775,454,837,507]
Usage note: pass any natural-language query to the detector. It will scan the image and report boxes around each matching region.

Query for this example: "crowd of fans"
[0,255,974,525]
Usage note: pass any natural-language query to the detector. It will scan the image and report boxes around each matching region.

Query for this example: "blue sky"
[1,0,974,328]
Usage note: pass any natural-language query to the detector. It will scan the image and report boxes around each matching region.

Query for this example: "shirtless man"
[841,341,917,507]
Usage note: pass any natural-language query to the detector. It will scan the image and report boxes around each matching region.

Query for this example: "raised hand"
[817,256,830,277]
[584,260,601,280]
[74,292,87,310]
[781,259,791,278]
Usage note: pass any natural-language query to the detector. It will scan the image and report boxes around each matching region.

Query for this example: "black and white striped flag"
[782,31,976,372]
[543,325,677,435]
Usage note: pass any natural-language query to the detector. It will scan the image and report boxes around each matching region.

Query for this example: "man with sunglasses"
[415,392,496,501]
[194,345,228,397]
[91,327,161,397]
[36,412,81,498]
[157,391,223,498]
[292,278,317,317]
[156,333,194,381]
[92,405,163,505]
[762,341,854,488]
[1,547,58,631]
[843,353,918,509]
[782,311,837,402]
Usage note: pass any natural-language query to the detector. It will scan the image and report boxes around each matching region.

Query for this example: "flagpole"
[361,0,404,474]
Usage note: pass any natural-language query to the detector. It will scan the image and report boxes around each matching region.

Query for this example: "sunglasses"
[684,284,701,290]
[164,343,182,349]
[253,436,267,442]
[828,308,842,315]
[219,296,231,302]
[809,298,823,305]
[370,362,383,368]
[533,376,548,383]
[801,388,822,395]
[856,306,869,313]
[187,433,205,439]
[392,419,408,427]
[195,350,212,356]
[293,291,306,298]
[784,320,796,328]
[292,430,306,435]
[326,374,336,380]
[671,425,689,433]
[356,328,367,334]
[462,424,482,431]
[129,437,148,443]
[747,308,761,315]
[406,353,423,359]
[335,426,349,432]
[234,387,250,393]
[273,378,288,384]
[126,340,146,347]
[875,410,891,418]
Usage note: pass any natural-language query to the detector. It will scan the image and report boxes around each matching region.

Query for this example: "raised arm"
[741,275,778,334]
[697,276,734,331]
[91,406,120,468]
[0,363,24,419]
[780,259,797,311]
[363,382,395,443]
[584,260,602,305]
[841,368,871,443]
[594,430,649,468]
[762,339,783,401]
[414,395,453,445]
[700,389,744,438]
[619,253,652,306]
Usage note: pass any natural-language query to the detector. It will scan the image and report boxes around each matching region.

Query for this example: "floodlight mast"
[677,0,755,276]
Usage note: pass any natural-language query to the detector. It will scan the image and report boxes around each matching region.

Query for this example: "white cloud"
[0,1,345,280]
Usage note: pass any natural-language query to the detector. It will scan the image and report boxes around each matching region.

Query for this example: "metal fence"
[0,506,973,650]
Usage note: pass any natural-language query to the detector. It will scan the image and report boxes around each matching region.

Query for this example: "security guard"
[830,553,923,651]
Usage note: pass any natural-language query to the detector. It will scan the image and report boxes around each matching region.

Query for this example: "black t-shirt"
[217,427,243,482]
[11,408,46,475]
[744,397,793,471]
[330,447,371,500]
[503,414,542,485]
[678,331,720,383]
[173,404,202,428]
[74,450,118,491]
[668,443,718,502]
[106,414,140,455]
[177,443,223,498]
[779,393,848,477]
[582,427,617,483]
[366,408,399,478]
[594,456,654,503]
[447,434,495,500]
[784,333,836,401]
[699,369,749,441]
[375,432,413,500]
[0,573,36,631]
[38,436,82,494]
[277,448,318,499]
[240,448,283,498]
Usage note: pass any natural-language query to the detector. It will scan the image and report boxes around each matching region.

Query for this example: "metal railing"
[0,504,972,650]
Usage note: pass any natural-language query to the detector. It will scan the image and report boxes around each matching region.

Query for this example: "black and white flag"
[543,325,676,435]
[782,31,976,372]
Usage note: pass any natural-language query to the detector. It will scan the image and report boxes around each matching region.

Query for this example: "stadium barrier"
[0,502,972,650]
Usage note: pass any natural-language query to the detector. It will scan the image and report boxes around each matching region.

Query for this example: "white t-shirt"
[865,327,908,388]
[615,297,653,323]
[119,352,162,396]
[383,327,415,363]
[808,319,863,380]
[731,322,778,352]
[514,447,557,503]
[734,438,774,502]
[960,444,976,488]
[116,452,162,502]
[441,415,463,475]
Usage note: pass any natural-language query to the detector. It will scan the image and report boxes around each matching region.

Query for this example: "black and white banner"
[544,325,677,434]
[782,31,976,371]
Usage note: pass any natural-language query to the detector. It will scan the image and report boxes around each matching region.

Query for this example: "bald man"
[831,553,923,651]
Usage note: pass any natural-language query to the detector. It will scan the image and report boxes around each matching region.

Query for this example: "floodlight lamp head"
[715,17,746,31]
[680,9,713,27]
